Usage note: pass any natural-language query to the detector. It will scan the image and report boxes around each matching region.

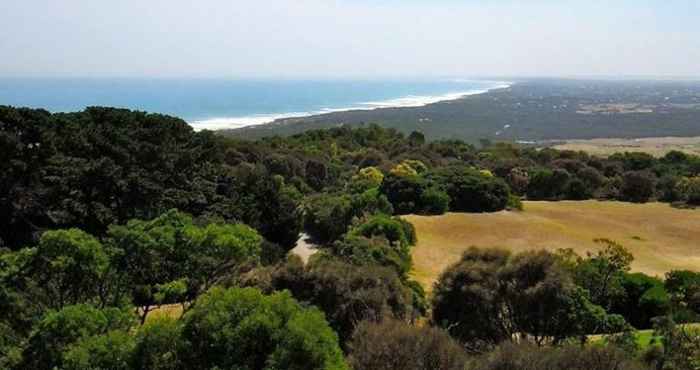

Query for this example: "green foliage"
[108,209,261,321]
[349,214,417,250]
[348,320,467,370]
[612,273,670,329]
[18,304,135,370]
[419,187,450,215]
[471,341,650,370]
[63,330,136,370]
[431,166,510,212]
[379,173,430,214]
[572,239,634,309]
[350,166,384,192]
[620,171,656,203]
[26,228,109,309]
[245,257,419,346]
[132,317,183,370]
[181,287,348,370]
[432,248,621,351]
[676,176,700,205]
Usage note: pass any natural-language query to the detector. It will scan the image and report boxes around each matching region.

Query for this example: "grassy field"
[552,136,700,157]
[405,200,700,291]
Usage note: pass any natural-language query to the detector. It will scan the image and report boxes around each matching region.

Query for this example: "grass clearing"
[406,200,700,291]
[552,136,700,157]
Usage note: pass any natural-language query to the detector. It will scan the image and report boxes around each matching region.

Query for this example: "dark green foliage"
[379,173,430,214]
[431,166,510,212]
[570,239,634,309]
[432,248,623,351]
[244,257,419,346]
[620,171,656,202]
[304,194,354,243]
[613,273,670,329]
[349,214,416,250]
[180,287,348,370]
[18,304,135,370]
[348,320,468,370]
[420,187,450,214]
[527,168,571,200]
[132,318,183,370]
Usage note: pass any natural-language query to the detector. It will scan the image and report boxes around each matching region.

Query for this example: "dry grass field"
[553,136,700,157]
[405,200,700,291]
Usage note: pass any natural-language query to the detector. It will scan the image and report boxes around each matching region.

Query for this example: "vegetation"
[3,105,700,368]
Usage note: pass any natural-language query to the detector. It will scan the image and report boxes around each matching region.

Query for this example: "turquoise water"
[0,78,507,129]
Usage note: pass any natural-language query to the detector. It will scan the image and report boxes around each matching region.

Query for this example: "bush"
[432,166,510,212]
[379,173,429,214]
[619,171,656,203]
[469,341,650,370]
[348,320,467,370]
[420,187,450,215]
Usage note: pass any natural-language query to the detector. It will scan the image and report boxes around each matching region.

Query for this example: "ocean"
[0,78,508,130]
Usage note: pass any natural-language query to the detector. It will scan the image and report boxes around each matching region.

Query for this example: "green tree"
[108,210,261,323]
[432,248,623,350]
[181,287,348,370]
[18,304,135,370]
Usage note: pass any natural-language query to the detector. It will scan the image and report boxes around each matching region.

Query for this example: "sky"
[1,0,699,79]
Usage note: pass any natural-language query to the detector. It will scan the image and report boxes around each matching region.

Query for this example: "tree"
[26,229,110,309]
[180,287,348,370]
[432,166,510,212]
[612,273,670,329]
[348,320,467,370]
[108,210,262,323]
[676,176,700,205]
[349,166,384,193]
[379,173,429,214]
[18,304,135,370]
[571,239,634,309]
[620,171,656,203]
[432,247,622,351]
[245,257,419,345]
[408,131,426,147]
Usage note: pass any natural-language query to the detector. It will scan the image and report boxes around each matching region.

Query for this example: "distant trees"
[620,171,656,203]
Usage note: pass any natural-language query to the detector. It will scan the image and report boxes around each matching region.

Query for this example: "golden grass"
[405,200,700,291]
[143,303,184,322]
[553,136,700,157]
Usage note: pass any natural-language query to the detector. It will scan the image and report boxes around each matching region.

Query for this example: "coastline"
[190,81,512,131]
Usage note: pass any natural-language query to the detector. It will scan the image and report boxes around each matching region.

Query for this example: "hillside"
[406,200,700,290]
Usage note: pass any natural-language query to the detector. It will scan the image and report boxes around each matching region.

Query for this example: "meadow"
[406,200,700,290]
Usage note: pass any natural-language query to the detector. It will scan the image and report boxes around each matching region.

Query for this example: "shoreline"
[190,81,512,131]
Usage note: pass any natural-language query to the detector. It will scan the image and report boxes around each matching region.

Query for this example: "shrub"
[348,320,467,370]
[432,166,510,212]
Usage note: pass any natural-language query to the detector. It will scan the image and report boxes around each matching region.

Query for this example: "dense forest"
[2,105,700,369]
[226,79,700,143]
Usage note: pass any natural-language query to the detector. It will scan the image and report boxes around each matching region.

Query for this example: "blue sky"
[1,0,698,78]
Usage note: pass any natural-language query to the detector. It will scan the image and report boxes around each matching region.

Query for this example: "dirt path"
[289,233,319,264]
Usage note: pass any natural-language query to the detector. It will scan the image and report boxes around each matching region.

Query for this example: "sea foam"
[189,82,511,131]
